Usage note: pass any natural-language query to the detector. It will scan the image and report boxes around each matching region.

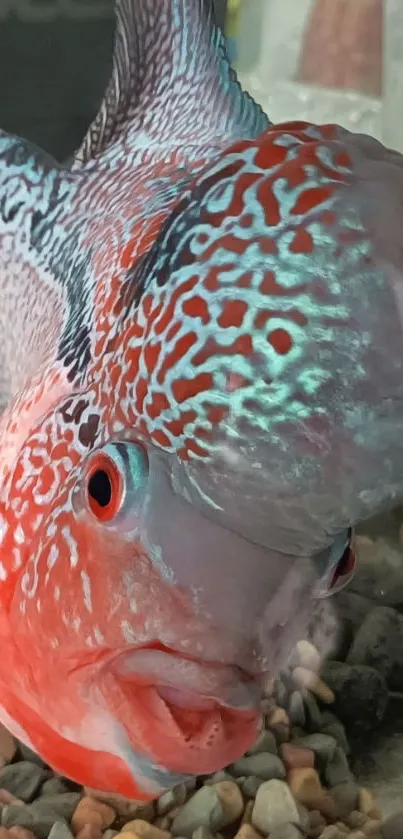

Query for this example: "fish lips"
[111,647,261,712]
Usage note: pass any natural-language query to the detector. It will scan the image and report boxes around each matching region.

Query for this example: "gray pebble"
[2,802,67,839]
[347,606,403,692]
[246,730,278,756]
[330,781,359,818]
[381,810,403,839]
[48,823,74,839]
[0,761,48,802]
[157,784,187,815]
[41,778,71,797]
[324,748,354,787]
[303,692,322,731]
[171,786,227,836]
[191,828,215,839]
[320,719,350,756]
[31,794,81,821]
[320,661,389,735]
[18,744,48,768]
[231,753,285,781]
[240,776,263,798]
[251,779,302,834]
[288,692,305,727]
[295,804,310,834]
[274,679,288,708]
[290,727,306,741]
[269,826,304,839]
[293,733,337,765]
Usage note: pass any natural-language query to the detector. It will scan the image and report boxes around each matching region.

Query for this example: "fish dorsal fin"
[74,0,269,166]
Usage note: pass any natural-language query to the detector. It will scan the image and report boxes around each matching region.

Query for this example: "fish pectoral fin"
[74,0,269,168]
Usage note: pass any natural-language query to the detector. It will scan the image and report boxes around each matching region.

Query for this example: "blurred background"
[0,0,403,159]
[2,0,403,820]
[0,0,397,162]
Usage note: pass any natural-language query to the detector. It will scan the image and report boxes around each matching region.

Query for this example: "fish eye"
[87,453,123,522]
[84,442,149,523]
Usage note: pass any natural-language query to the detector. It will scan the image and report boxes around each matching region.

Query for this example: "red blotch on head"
[146,391,170,420]
[218,300,248,329]
[151,429,172,448]
[157,332,198,386]
[292,186,333,216]
[268,328,293,355]
[172,372,214,404]
[290,228,314,254]
[165,409,197,438]
[135,377,148,413]
[334,150,351,169]
[182,295,210,325]
[255,140,288,170]
[257,180,281,227]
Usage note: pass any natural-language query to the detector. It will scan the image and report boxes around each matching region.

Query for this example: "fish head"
[4,390,270,798]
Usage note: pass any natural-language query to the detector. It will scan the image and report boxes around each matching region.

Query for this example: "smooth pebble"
[251,779,301,834]
[231,753,285,781]
[0,763,47,803]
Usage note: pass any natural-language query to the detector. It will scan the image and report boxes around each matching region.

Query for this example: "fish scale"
[0,0,400,801]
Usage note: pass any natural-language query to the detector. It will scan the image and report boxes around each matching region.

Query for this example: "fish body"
[0,0,401,799]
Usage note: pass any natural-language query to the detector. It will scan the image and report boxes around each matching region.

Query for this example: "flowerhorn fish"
[0,0,402,800]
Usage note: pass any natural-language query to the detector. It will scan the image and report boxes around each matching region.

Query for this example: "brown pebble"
[214,782,244,823]
[266,707,290,743]
[358,788,377,816]
[0,790,23,805]
[72,799,116,834]
[8,829,37,839]
[0,830,11,839]
[0,727,17,764]
[334,824,349,834]
[233,826,261,839]
[120,822,170,839]
[76,827,102,839]
[267,707,289,728]
[292,667,335,704]
[308,793,339,821]
[84,790,154,823]
[287,767,322,807]
[280,743,314,770]
[240,801,254,826]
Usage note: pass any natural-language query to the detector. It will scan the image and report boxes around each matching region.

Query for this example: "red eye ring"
[86,453,123,522]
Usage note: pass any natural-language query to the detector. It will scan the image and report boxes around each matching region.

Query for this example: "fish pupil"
[88,469,112,509]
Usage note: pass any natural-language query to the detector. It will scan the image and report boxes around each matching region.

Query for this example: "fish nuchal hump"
[74,0,270,167]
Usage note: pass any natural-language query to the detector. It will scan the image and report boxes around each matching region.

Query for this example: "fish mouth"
[97,646,262,778]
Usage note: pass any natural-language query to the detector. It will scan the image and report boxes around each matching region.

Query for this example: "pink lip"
[112,647,261,711]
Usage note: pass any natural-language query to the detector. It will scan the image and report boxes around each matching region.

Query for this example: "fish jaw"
[92,647,261,778]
